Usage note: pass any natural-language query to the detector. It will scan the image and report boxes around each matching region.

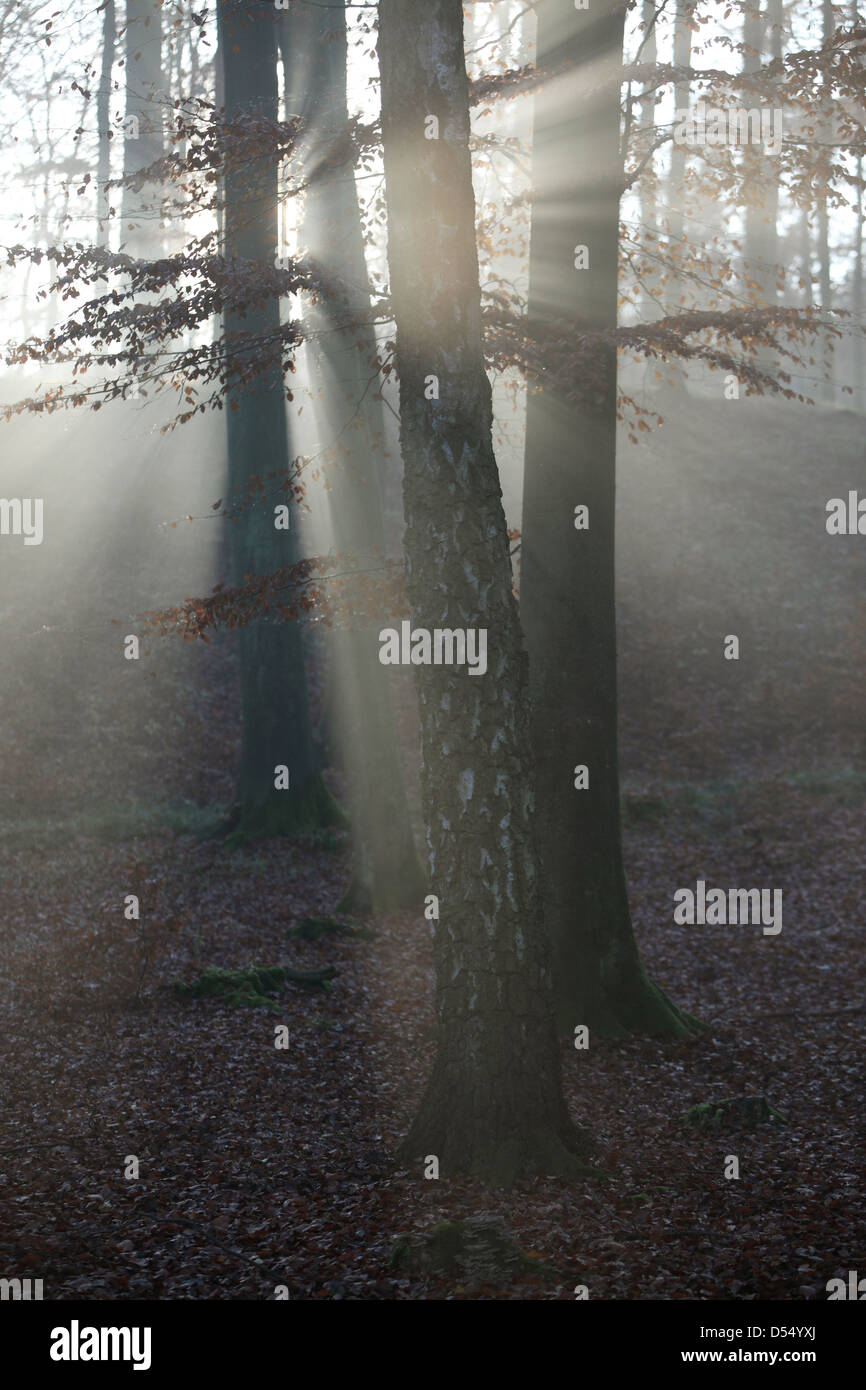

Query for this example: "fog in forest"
[0,0,863,1331]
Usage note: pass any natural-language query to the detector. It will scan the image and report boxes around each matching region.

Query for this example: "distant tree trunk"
[122,0,165,255]
[96,0,116,249]
[817,0,835,400]
[745,0,782,369]
[218,0,343,841]
[378,0,590,1183]
[742,0,767,283]
[278,1,425,911]
[520,0,699,1038]
[669,0,695,285]
[853,4,864,403]
[639,0,658,322]
[666,0,695,391]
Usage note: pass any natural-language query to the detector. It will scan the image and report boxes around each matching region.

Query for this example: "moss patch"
[682,1096,787,1131]
[172,963,335,1011]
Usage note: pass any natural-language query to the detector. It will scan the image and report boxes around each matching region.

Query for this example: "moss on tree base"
[558,964,705,1041]
[220,774,348,847]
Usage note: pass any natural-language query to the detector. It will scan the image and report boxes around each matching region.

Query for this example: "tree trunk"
[853,4,864,404]
[378,0,591,1183]
[122,0,164,255]
[638,0,658,324]
[817,0,835,400]
[669,0,695,282]
[520,0,699,1038]
[218,0,343,842]
[278,1,426,911]
[96,0,116,249]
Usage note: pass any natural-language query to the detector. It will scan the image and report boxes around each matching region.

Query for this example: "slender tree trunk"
[669,0,695,280]
[520,0,699,1038]
[122,0,164,255]
[818,0,835,400]
[743,0,768,289]
[853,4,864,404]
[744,0,782,369]
[639,0,658,323]
[378,0,591,1183]
[666,0,695,391]
[96,0,116,249]
[278,1,425,911]
[218,0,343,842]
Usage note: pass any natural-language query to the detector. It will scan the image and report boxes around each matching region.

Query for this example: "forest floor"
[0,394,864,1298]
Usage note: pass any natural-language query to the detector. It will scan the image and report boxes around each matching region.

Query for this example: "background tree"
[96,0,116,250]
[218,0,342,841]
[278,0,425,911]
[520,0,698,1037]
[122,0,165,255]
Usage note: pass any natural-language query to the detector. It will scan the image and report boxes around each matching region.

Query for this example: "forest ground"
[0,394,864,1299]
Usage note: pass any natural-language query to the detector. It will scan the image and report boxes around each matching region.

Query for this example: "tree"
[218,0,343,841]
[670,0,697,269]
[96,0,117,250]
[817,0,836,399]
[519,0,699,1037]
[122,0,165,255]
[278,0,425,911]
[378,0,590,1183]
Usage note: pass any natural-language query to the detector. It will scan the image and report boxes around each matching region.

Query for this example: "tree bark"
[278,1,426,911]
[378,0,590,1183]
[218,0,343,842]
[520,0,700,1038]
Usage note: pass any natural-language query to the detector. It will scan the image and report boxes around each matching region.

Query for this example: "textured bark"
[278,1,426,910]
[219,0,342,842]
[378,0,590,1183]
[122,0,164,255]
[520,0,699,1038]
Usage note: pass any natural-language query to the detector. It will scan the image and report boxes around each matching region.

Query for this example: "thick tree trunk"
[122,0,164,255]
[520,0,699,1038]
[278,1,426,911]
[219,0,343,842]
[378,0,590,1183]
